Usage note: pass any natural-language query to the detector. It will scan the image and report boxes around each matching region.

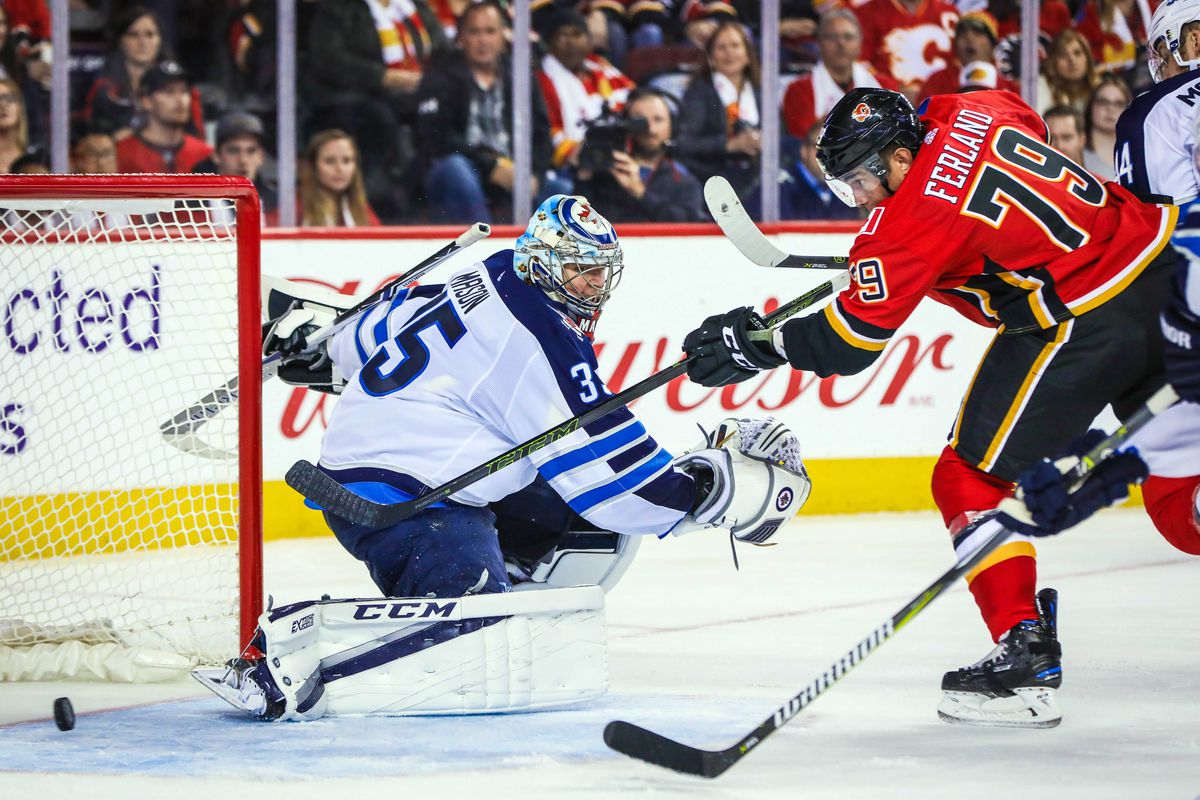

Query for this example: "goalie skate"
[938,588,1062,728]
[192,658,285,720]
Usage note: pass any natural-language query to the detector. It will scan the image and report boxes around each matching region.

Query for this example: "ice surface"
[1,509,1197,799]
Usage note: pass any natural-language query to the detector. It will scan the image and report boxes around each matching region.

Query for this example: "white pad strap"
[530,530,641,592]
[257,586,606,720]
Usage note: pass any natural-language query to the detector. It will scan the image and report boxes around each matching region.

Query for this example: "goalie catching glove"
[682,306,787,387]
[672,416,812,542]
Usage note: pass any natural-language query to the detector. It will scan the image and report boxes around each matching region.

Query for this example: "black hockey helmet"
[815,88,923,206]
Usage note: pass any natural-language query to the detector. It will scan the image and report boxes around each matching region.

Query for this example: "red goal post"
[0,175,262,680]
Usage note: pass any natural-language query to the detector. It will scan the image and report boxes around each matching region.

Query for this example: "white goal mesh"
[0,180,261,679]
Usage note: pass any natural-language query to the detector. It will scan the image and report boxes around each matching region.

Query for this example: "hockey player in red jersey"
[682,87,1180,728]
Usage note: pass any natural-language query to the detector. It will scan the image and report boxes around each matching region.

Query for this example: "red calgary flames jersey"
[857,0,959,90]
[780,90,1176,378]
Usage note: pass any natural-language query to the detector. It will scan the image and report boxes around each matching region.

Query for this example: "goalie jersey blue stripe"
[320,251,693,537]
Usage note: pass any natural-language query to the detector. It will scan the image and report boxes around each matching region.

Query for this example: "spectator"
[0,77,28,172]
[299,129,381,227]
[781,122,862,221]
[575,87,705,222]
[418,2,560,224]
[227,0,277,106]
[783,10,895,141]
[536,8,636,177]
[9,150,45,173]
[71,130,118,173]
[193,111,280,223]
[0,73,25,154]
[1084,73,1131,180]
[428,0,475,40]
[676,20,761,205]
[987,0,1071,82]
[920,12,1019,101]
[734,0,820,73]
[679,0,739,50]
[1074,0,1144,75]
[0,3,50,89]
[1043,104,1086,165]
[115,61,212,173]
[83,6,204,140]
[1038,28,1099,113]
[587,0,668,70]
[0,3,49,150]
[856,0,959,101]
[305,0,449,221]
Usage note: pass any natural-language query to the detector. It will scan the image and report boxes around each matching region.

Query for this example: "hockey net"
[0,176,262,681]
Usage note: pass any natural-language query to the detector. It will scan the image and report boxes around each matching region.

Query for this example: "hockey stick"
[160,223,491,458]
[704,176,849,270]
[603,382,1179,779]
[285,270,854,527]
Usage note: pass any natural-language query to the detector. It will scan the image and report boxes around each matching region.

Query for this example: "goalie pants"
[324,505,511,607]
[932,249,1178,640]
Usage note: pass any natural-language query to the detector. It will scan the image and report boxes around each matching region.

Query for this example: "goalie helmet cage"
[0,175,262,681]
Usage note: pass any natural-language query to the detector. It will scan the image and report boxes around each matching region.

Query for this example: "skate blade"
[937,686,1062,729]
[191,667,268,717]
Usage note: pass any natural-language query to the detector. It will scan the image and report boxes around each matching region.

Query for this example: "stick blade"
[284,459,385,528]
[703,176,785,268]
[603,720,730,778]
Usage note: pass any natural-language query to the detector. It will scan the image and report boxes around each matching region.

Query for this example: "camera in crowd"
[578,108,650,172]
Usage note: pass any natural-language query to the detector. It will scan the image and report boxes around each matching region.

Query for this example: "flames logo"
[851,102,872,123]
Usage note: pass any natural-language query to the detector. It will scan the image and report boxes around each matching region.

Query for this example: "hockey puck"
[53,697,75,731]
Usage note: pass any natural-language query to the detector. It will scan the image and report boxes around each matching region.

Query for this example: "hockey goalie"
[195,196,813,720]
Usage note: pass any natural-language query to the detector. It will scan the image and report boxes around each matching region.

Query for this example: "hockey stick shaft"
[160,223,490,442]
[705,176,849,270]
[285,272,851,528]
[604,382,1178,778]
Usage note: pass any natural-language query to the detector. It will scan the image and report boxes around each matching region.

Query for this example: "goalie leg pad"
[203,586,607,720]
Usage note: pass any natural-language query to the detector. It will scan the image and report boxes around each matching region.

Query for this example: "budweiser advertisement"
[259,231,993,482]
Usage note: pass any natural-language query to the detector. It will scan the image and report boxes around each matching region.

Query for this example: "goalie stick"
[603,382,1179,779]
[160,222,491,458]
[285,270,853,527]
[704,176,849,271]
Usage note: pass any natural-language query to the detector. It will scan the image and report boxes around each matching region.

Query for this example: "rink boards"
[258,225,1003,540]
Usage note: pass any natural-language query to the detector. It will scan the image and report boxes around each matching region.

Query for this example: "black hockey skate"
[938,588,1062,728]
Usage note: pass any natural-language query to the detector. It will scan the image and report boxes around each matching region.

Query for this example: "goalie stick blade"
[603,721,733,778]
[284,460,387,529]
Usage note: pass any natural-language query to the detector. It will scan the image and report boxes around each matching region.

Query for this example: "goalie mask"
[514,195,624,331]
[816,88,922,208]
[1147,0,1200,82]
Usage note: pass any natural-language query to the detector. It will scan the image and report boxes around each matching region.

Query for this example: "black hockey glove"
[997,429,1149,537]
[682,307,787,388]
[1161,282,1200,404]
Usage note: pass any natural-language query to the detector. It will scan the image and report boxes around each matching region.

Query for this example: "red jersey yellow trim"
[823,303,889,351]
[996,271,1055,329]
[1068,204,1179,316]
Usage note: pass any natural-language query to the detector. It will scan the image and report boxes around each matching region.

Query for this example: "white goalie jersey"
[318,251,695,536]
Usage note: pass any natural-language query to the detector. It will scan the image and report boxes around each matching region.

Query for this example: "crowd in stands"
[0,0,1171,225]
